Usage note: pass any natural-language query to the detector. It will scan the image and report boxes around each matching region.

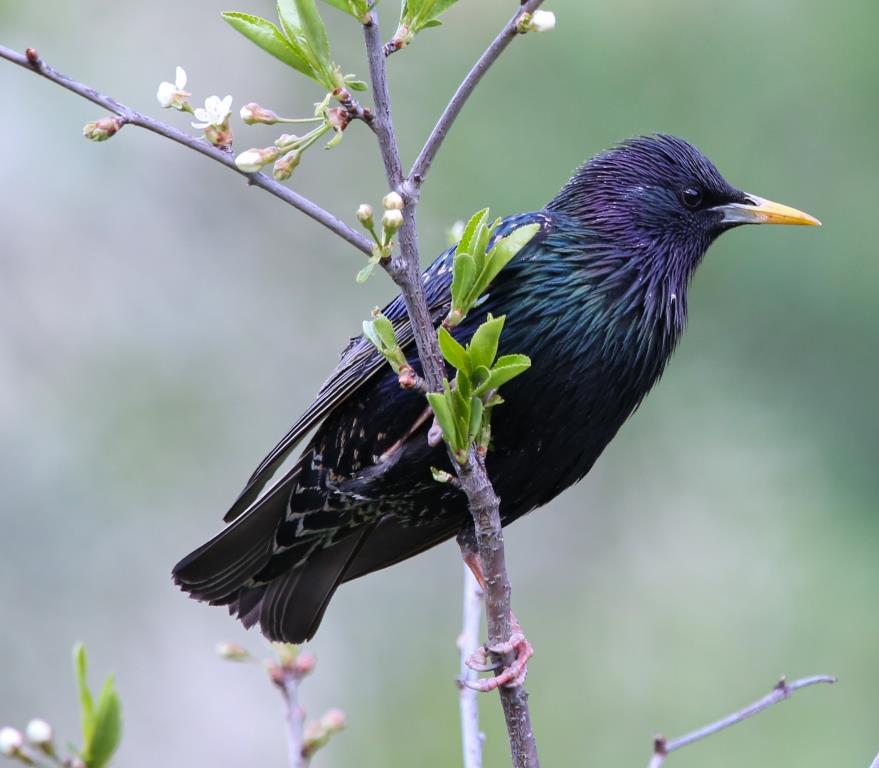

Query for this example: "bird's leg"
[457,530,535,692]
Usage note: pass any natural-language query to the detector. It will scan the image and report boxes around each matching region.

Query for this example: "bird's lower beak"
[715,194,822,227]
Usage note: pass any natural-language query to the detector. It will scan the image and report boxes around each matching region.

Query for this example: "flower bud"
[294,652,317,676]
[240,102,279,125]
[83,116,124,142]
[0,727,23,756]
[234,146,281,173]
[320,708,347,732]
[518,10,556,33]
[24,720,52,748]
[215,642,250,662]
[382,208,404,235]
[382,191,404,211]
[275,133,299,149]
[356,204,374,228]
[273,149,301,181]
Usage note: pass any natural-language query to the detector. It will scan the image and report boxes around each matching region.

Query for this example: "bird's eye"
[680,187,703,209]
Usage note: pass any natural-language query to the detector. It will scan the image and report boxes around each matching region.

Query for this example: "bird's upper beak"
[715,194,822,227]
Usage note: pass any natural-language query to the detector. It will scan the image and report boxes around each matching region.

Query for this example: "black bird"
[174,135,819,653]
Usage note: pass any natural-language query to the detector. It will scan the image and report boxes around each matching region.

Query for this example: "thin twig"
[0,44,374,257]
[647,675,836,768]
[271,665,309,768]
[458,563,485,768]
[363,9,540,766]
[406,0,545,195]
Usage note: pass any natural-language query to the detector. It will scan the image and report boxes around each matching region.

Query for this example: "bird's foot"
[463,620,534,692]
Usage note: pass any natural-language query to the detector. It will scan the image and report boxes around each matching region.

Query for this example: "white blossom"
[0,727,23,756]
[25,719,52,746]
[191,95,233,130]
[156,66,190,110]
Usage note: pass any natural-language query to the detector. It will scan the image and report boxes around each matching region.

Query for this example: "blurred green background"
[1,0,877,765]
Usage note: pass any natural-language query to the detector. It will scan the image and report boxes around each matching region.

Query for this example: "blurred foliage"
[0,1,877,767]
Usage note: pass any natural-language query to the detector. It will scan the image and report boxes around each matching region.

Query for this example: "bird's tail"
[172,467,378,642]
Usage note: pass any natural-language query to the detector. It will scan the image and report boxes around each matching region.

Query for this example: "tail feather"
[257,524,375,642]
[172,467,299,603]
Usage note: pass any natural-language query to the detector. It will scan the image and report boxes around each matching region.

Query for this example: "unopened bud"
[0,727,23,756]
[382,191,404,210]
[24,720,52,748]
[356,204,374,228]
[320,708,346,732]
[382,208,404,235]
[240,102,280,125]
[294,652,317,675]
[83,116,124,142]
[518,9,556,33]
[234,146,281,173]
[275,133,299,148]
[273,149,301,180]
[25,48,39,65]
[215,642,250,662]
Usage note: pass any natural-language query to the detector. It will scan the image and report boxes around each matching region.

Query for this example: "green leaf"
[457,208,489,269]
[362,319,381,348]
[87,676,123,768]
[426,391,461,453]
[437,327,471,374]
[320,0,369,19]
[356,260,377,283]
[74,643,95,745]
[468,395,484,442]
[291,0,331,68]
[479,354,531,394]
[449,252,475,321]
[374,313,398,349]
[222,12,314,77]
[481,222,539,288]
[344,77,368,91]
[470,364,490,391]
[468,315,505,371]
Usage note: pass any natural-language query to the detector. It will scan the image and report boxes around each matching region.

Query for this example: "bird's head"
[547,134,820,273]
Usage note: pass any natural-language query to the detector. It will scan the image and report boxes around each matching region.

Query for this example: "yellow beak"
[716,194,822,227]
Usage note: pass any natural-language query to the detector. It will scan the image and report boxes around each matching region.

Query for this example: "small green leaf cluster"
[223,0,366,92]
[74,644,122,768]
[389,0,460,51]
[428,314,530,463]
[447,209,539,326]
[362,310,409,372]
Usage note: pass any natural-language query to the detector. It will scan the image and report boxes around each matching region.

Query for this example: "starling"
[173,135,819,650]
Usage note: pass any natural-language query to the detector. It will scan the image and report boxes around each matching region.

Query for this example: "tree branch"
[0,44,374,257]
[406,0,545,194]
[647,675,836,768]
[274,665,308,768]
[458,563,485,768]
[363,9,540,766]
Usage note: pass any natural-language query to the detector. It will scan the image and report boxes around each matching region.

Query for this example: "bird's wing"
[223,250,456,522]
[223,211,550,524]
